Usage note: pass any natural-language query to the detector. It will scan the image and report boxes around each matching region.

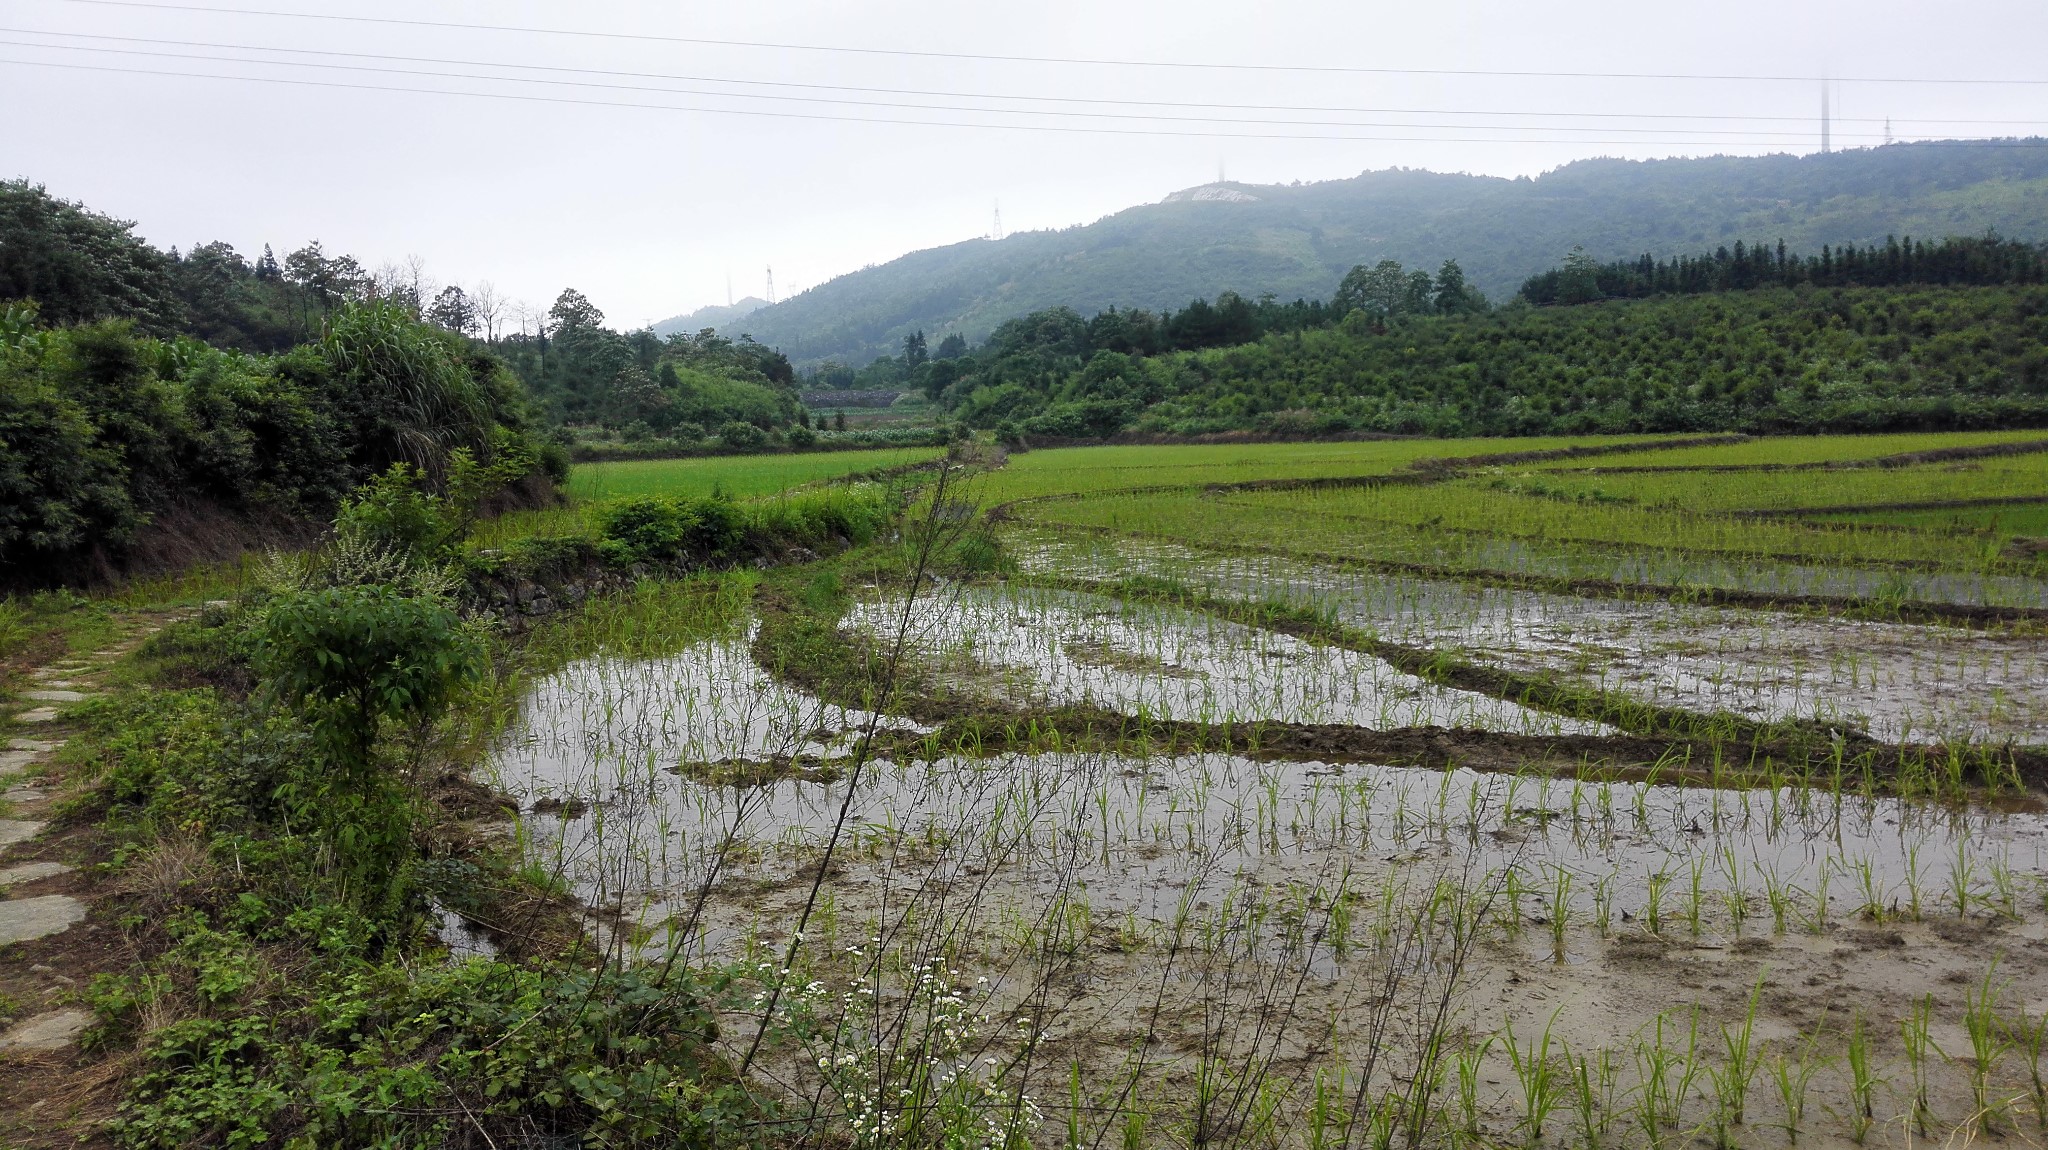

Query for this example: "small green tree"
[1558,246,1604,305]
[256,584,478,912]
[718,419,766,451]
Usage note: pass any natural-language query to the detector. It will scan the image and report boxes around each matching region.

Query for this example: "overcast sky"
[6,0,2046,328]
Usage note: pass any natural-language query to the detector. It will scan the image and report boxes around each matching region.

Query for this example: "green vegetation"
[0,297,557,582]
[1520,233,2048,305]
[720,143,2048,366]
[975,435,1660,503]
[995,432,2048,605]
[1817,502,2048,534]
[1524,428,2048,469]
[17,149,2048,1150]
[2,178,444,352]
[925,283,2048,440]
[8,426,2048,1148]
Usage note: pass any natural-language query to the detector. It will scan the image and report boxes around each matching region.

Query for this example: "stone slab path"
[1,613,177,1061]
[0,1009,91,1052]
[0,862,72,885]
[0,895,87,946]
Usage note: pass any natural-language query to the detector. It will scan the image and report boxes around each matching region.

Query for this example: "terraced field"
[484,430,2048,1150]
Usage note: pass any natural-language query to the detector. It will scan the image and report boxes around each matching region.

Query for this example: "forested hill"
[918,282,2048,441]
[723,141,2048,368]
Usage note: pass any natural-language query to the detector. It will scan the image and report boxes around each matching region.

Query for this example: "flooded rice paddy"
[479,533,2048,1148]
[1016,534,2048,746]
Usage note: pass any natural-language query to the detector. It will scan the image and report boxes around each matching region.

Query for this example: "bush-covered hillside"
[0,299,560,580]
[924,278,2048,440]
[0,182,566,581]
[490,288,807,448]
[1,180,820,459]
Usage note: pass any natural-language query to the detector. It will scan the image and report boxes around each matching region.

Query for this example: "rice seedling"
[1568,1043,1620,1149]
[1961,961,2013,1130]
[1768,1024,1828,1144]
[1903,994,1937,1136]
[1547,865,1573,959]
[1506,1011,1565,1147]
[1454,1038,1493,1145]
[1844,1010,1880,1145]
[1704,978,1765,1145]
[2008,1002,2048,1129]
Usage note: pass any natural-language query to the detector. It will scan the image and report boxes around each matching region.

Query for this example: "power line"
[11,26,2044,128]
[15,55,2046,150]
[2,38,1941,138]
[32,0,2048,86]
[28,55,2021,147]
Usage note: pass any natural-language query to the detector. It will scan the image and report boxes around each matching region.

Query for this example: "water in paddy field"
[1015,535,2048,745]
[843,584,1613,736]
[482,610,2048,962]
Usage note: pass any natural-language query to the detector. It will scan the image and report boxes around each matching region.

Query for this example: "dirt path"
[0,611,185,1141]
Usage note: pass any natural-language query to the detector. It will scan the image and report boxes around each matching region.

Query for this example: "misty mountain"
[714,141,2048,367]
[651,295,767,337]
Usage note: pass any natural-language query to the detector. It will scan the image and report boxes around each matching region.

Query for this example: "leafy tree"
[1555,246,1604,304]
[903,329,928,368]
[319,299,498,477]
[0,310,135,557]
[425,284,474,335]
[547,288,605,334]
[0,180,183,332]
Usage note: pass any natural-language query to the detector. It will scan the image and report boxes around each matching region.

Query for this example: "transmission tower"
[1820,81,1831,154]
[1884,118,1893,145]
[766,266,775,304]
[992,200,1004,241]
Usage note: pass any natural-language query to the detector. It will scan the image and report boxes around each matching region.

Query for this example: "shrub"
[786,423,817,448]
[717,420,766,451]
[333,463,454,560]
[254,584,480,911]
[596,494,747,567]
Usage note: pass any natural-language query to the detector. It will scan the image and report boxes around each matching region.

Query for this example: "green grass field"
[566,447,942,501]
[991,431,2048,599]
[1508,449,2048,512]
[468,447,940,547]
[1525,429,2048,471]
[973,435,1677,503]
[1813,501,2048,535]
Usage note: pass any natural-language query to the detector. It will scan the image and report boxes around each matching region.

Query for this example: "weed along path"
[0,614,182,1067]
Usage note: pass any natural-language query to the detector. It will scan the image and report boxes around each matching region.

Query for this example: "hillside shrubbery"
[919,280,2048,440]
[0,298,561,579]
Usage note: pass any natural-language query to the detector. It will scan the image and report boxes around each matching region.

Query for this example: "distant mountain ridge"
[651,295,766,337]
[705,141,2048,367]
